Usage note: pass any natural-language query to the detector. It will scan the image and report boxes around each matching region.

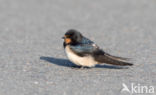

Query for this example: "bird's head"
[62,29,83,46]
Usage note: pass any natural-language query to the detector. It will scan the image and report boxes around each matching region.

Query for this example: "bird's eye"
[65,35,70,38]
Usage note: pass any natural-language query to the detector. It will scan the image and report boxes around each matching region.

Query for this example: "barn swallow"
[62,29,133,68]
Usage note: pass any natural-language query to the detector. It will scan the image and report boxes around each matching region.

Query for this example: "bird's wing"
[94,53,133,66]
[70,43,133,66]
[70,43,104,57]
[104,53,131,61]
[81,37,94,44]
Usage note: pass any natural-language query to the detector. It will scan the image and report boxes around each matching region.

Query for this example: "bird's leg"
[71,65,82,69]
[71,65,91,69]
[80,66,91,69]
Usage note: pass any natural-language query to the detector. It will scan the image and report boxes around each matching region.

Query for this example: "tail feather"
[95,54,133,66]
[106,53,131,61]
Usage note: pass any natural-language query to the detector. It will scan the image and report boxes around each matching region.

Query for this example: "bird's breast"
[65,45,98,67]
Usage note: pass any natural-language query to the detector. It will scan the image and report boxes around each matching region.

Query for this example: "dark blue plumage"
[81,37,94,44]
[63,29,133,67]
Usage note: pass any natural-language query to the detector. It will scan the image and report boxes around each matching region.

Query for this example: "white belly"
[65,46,98,67]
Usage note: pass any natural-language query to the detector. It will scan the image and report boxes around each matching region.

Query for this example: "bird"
[62,29,133,68]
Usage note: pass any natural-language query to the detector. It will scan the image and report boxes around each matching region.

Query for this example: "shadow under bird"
[62,29,133,68]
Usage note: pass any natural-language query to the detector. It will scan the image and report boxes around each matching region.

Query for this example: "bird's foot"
[71,65,81,69]
[80,66,91,69]
[71,66,91,69]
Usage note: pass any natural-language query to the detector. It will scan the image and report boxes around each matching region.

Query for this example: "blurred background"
[0,0,155,95]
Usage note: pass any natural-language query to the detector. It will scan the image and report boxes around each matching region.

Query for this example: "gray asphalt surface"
[0,0,156,95]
